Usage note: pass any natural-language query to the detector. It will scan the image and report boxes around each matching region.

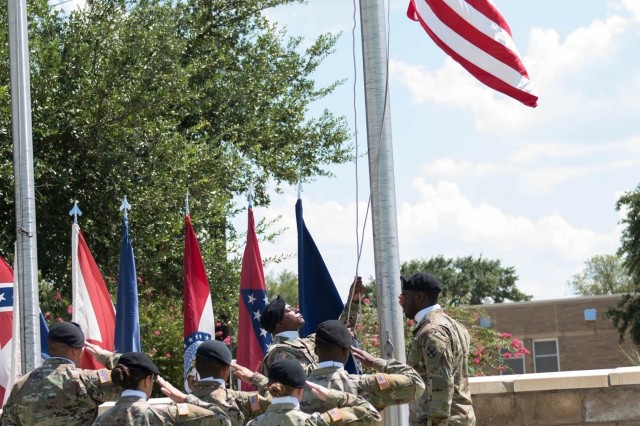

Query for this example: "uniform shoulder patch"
[426,346,438,358]
[176,403,190,416]
[249,393,260,412]
[327,408,343,422]
[375,373,390,390]
[97,369,111,383]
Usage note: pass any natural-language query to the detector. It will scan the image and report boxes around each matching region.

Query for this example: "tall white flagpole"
[359,1,408,424]
[8,0,41,371]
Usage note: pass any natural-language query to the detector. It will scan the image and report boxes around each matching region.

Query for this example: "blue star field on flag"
[183,331,212,372]
[240,289,271,353]
[0,285,13,312]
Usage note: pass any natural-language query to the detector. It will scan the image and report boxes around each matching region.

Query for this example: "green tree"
[265,269,299,306]
[606,185,640,344]
[0,0,350,388]
[567,254,633,296]
[401,255,532,306]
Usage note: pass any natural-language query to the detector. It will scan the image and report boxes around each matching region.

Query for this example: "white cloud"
[398,179,618,261]
[391,1,640,135]
[422,157,496,176]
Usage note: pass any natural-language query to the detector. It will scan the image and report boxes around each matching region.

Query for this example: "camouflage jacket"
[246,390,381,426]
[260,302,361,377]
[1,352,121,426]
[260,334,318,376]
[184,380,270,426]
[301,358,425,412]
[407,309,475,426]
[93,394,231,425]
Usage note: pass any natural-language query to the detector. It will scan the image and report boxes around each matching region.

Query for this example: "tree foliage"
[400,255,532,306]
[606,185,640,344]
[0,0,350,387]
[265,269,299,306]
[567,254,633,296]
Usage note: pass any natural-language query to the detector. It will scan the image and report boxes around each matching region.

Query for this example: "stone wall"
[470,367,640,425]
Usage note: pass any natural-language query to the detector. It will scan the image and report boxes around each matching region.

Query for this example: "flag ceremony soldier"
[158,340,270,426]
[1,322,121,425]
[246,359,381,426]
[259,278,365,376]
[399,272,475,426]
[299,320,424,414]
[94,352,230,426]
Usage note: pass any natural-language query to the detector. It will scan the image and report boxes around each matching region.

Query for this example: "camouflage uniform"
[260,303,360,376]
[300,358,425,412]
[1,352,121,426]
[407,308,475,426]
[93,393,231,425]
[246,390,381,426]
[184,379,270,426]
[260,334,317,376]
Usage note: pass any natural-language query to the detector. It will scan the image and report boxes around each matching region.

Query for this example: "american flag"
[407,0,538,107]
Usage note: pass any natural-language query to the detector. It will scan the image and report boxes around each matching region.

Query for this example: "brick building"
[479,294,638,374]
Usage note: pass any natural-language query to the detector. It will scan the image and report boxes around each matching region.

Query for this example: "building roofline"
[476,293,630,308]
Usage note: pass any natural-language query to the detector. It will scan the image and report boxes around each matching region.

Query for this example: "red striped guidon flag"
[407,0,538,107]
[71,223,115,369]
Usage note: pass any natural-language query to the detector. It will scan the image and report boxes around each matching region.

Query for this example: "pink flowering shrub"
[353,296,530,376]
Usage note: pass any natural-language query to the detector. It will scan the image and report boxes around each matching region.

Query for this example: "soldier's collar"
[121,389,148,400]
[317,360,344,370]
[198,377,225,388]
[46,356,75,366]
[271,396,300,408]
[414,304,442,325]
[275,330,300,341]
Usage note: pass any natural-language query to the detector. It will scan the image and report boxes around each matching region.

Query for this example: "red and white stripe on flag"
[71,224,115,369]
[407,0,538,107]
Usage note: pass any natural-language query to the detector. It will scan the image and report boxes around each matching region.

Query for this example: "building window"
[499,349,525,375]
[533,339,559,373]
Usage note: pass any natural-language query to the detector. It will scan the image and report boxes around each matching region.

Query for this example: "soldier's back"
[247,403,322,426]
[188,380,267,425]
[302,367,357,413]
[1,358,115,425]
[93,395,231,426]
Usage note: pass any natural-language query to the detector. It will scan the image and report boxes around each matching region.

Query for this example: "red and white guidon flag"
[407,0,538,107]
[71,224,115,369]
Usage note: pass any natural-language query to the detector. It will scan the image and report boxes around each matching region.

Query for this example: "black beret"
[118,352,161,376]
[197,340,232,365]
[260,295,286,333]
[401,272,442,293]
[48,321,85,348]
[268,359,306,388]
[315,320,352,349]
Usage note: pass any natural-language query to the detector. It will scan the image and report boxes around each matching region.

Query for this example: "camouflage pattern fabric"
[246,390,381,426]
[93,395,231,425]
[260,302,361,377]
[301,358,425,412]
[184,380,270,425]
[407,309,476,426]
[260,334,317,377]
[1,352,121,426]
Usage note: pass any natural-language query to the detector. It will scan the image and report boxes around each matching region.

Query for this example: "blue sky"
[252,0,640,301]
